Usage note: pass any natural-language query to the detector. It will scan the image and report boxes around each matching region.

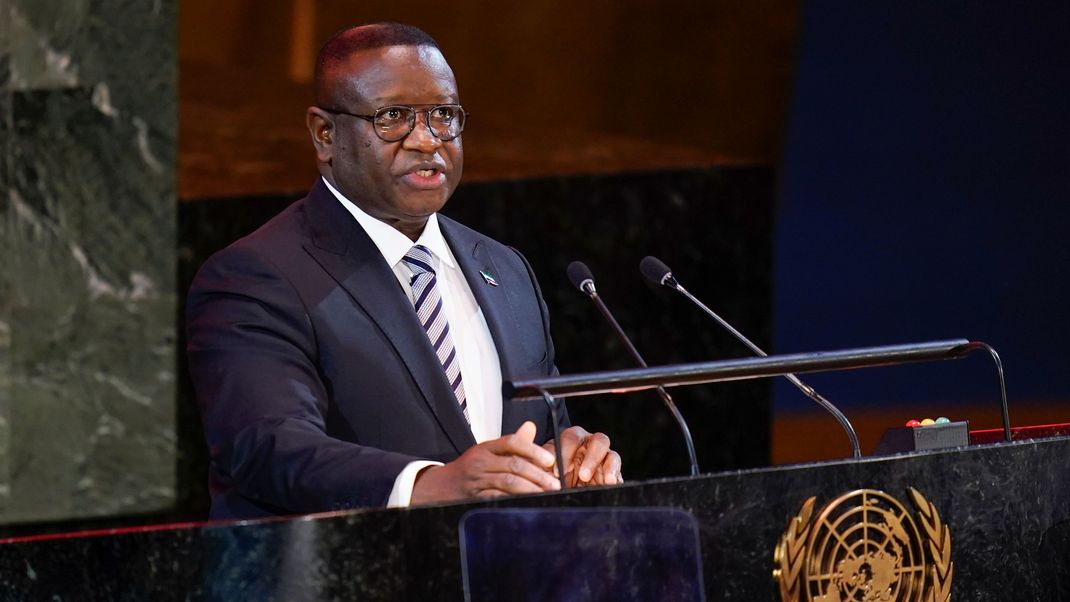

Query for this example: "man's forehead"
[337,45,454,87]
[367,45,449,69]
[321,45,456,108]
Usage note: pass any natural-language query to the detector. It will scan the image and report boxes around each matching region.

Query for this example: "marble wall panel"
[0,80,10,514]
[0,0,176,523]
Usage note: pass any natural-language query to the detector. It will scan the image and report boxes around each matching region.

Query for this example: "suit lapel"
[300,181,476,454]
[439,217,518,379]
[440,217,541,435]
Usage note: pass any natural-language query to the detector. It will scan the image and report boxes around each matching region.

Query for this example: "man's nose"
[401,112,442,152]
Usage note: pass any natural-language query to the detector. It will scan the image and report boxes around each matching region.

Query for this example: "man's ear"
[306,107,334,163]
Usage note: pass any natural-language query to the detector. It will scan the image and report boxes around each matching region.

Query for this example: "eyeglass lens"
[374,105,465,142]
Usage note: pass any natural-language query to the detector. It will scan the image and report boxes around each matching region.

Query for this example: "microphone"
[566,261,596,297]
[566,261,700,476]
[640,256,862,459]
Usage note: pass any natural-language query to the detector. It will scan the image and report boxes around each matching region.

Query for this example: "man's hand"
[410,421,561,505]
[545,426,623,488]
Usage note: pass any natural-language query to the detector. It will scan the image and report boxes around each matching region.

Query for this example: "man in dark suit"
[186,23,621,519]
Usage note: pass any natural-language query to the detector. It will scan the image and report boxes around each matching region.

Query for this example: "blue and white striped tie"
[402,245,470,425]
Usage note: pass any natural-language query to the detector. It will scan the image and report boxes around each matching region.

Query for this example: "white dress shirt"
[322,178,503,506]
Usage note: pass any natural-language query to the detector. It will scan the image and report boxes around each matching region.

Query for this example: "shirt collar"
[322,176,456,270]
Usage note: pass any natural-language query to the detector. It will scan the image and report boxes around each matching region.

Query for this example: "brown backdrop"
[179,0,798,199]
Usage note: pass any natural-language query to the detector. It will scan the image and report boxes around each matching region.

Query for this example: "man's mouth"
[401,167,447,190]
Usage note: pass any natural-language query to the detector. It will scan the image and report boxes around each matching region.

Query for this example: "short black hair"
[314,23,441,105]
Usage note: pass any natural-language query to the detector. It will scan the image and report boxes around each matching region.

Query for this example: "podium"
[0,437,1067,599]
[1,342,1066,600]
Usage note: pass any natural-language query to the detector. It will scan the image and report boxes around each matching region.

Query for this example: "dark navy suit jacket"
[186,179,564,519]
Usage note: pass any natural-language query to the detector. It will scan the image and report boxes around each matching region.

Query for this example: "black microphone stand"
[641,256,862,459]
[568,262,701,477]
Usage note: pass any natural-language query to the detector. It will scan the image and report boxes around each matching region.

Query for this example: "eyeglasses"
[321,104,468,142]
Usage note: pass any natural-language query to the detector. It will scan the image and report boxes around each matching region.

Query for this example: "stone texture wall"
[0,0,176,523]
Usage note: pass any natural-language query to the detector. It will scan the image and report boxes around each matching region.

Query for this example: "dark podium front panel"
[459,508,704,601]
[1,437,1068,600]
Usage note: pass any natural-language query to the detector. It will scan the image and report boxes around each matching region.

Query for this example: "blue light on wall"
[775,3,1070,411]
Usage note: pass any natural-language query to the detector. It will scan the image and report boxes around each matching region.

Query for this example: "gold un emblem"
[773,488,953,602]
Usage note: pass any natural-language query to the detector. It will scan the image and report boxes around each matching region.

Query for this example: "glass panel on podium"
[459,507,705,601]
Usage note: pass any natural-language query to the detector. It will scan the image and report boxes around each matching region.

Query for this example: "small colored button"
[905,420,921,427]
[935,417,950,424]
[920,418,936,426]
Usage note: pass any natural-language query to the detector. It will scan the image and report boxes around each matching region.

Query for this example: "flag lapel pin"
[479,270,499,286]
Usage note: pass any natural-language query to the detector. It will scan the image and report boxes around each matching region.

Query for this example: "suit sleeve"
[186,245,418,514]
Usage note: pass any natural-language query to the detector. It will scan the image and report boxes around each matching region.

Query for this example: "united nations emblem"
[773,488,953,602]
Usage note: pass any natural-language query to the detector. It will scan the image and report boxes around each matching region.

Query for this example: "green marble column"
[0,0,176,523]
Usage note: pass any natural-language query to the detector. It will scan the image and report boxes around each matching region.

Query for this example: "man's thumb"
[515,420,537,443]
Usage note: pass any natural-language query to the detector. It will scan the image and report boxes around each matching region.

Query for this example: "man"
[186,23,621,519]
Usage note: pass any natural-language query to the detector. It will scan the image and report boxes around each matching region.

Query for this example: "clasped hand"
[410,421,622,505]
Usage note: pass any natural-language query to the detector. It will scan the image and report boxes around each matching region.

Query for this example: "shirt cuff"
[387,460,444,507]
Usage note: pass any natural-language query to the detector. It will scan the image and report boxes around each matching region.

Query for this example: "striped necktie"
[402,245,470,424]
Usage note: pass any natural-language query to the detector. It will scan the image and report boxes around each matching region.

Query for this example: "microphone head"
[639,256,675,287]
[566,261,596,296]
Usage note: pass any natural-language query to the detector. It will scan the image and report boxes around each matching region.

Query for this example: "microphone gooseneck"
[640,256,862,459]
[567,261,700,476]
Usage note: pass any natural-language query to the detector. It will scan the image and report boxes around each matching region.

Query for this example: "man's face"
[315,45,463,237]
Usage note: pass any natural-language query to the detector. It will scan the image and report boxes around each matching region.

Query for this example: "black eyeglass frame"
[319,104,469,142]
